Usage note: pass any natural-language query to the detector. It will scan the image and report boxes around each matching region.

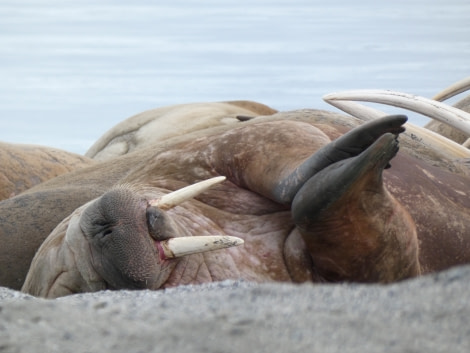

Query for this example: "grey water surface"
[1,0,470,154]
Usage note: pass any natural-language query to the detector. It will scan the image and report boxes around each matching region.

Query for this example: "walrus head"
[79,187,173,290]
[22,177,243,297]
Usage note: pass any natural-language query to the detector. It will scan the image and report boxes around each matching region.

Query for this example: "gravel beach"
[1,265,469,353]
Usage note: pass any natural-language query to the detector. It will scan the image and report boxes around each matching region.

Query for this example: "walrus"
[6,109,468,298]
[85,100,277,161]
[0,142,95,200]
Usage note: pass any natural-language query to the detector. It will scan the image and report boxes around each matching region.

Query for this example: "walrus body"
[0,142,95,200]
[85,100,277,161]
[1,109,469,297]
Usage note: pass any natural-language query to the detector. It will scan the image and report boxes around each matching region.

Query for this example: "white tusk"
[322,97,470,159]
[323,89,470,136]
[151,176,226,210]
[321,98,378,122]
[159,235,244,259]
[433,76,470,102]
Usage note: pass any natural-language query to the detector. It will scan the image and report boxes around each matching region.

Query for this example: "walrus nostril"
[146,206,171,241]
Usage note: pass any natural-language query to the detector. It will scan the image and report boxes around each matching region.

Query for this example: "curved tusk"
[159,235,244,259]
[321,98,379,122]
[323,89,470,136]
[321,97,470,159]
[151,176,226,210]
[433,76,470,102]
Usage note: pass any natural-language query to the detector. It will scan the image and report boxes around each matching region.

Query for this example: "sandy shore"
[1,265,470,353]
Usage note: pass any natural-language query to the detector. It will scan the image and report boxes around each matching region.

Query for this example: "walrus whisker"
[159,235,244,259]
[323,89,470,136]
[150,176,226,210]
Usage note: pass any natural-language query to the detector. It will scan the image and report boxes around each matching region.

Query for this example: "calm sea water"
[1,0,470,154]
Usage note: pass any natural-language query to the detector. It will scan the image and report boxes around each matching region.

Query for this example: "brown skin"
[2,109,469,296]
[20,115,470,298]
[0,143,94,288]
[291,134,420,282]
[0,142,95,200]
[0,157,127,290]
[85,100,278,160]
[384,153,470,273]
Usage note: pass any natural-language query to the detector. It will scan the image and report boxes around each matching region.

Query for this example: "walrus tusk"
[159,235,244,259]
[151,176,226,210]
[321,98,378,122]
[322,96,470,158]
[433,76,470,102]
[323,89,470,136]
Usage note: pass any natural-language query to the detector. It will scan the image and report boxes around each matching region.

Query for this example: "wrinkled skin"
[1,108,469,297]
[14,112,470,298]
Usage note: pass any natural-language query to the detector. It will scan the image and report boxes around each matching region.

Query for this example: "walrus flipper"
[273,115,408,204]
[291,133,420,283]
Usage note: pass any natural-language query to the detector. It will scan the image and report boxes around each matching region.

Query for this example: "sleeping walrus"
[2,105,467,298]
[0,142,94,200]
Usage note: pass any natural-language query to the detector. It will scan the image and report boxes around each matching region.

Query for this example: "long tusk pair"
[151,176,226,210]
[158,235,244,259]
[323,89,470,157]
[149,176,244,258]
[323,89,470,136]
[323,90,470,158]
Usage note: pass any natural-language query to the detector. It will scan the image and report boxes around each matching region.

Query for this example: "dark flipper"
[273,115,408,204]
[291,133,420,283]
[292,133,400,225]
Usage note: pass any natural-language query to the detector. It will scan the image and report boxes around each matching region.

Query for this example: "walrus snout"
[146,206,173,241]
